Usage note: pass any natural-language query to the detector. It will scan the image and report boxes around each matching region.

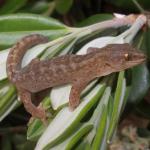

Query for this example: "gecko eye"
[124,53,130,61]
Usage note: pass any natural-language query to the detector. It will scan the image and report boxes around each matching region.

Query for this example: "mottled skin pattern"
[6,34,146,123]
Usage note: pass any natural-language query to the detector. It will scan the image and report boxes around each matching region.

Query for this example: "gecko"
[6,34,146,123]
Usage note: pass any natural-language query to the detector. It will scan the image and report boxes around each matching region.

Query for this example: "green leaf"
[29,1,50,14]
[0,81,10,97]
[87,87,111,149]
[77,14,114,27]
[50,86,111,150]
[128,64,150,103]
[0,81,19,121]
[0,49,9,80]
[0,83,20,122]
[0,0,27,14]
[91,106,107,150]
[27,119,48,141]
[65,124,93,150]
[74,141,90,150]
[107,71,126,140]
[35,83,105,150]
[0,100,20,122]
[128,30,150,103]
[49,116,93,150]
[12,134,36,150]
[0,85,16,116]
[55,0,73,14]
[41,35,78,60]
[0,13,70,49]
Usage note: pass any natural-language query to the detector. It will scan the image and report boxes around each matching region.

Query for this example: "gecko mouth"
[127,53,146,66]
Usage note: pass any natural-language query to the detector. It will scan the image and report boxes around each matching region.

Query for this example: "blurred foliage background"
[0,0,150,150]
[0,0,150,25]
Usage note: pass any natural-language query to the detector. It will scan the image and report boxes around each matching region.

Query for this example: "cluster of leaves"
[0,0,150,150]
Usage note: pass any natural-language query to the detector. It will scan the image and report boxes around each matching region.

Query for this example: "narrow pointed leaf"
[0,13,69,49]
[35,83,105,150]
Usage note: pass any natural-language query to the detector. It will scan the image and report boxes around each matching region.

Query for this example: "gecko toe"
[68,104,75,111]
[37,106,48,125]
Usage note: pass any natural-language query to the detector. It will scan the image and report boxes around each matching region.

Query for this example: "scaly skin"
[6,34,146,123]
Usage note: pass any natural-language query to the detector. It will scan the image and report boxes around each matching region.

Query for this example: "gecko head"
[107,43,146,71]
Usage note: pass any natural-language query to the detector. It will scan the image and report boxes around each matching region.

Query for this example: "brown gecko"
[6,34,146,123]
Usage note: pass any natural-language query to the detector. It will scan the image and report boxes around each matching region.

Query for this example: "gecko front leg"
[87,47,100,53]
[28,58,40,67]
[69,78,91,110]
[18,88,47,124]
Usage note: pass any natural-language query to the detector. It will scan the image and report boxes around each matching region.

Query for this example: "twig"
[132,0,145,13]
[43,2,56,16]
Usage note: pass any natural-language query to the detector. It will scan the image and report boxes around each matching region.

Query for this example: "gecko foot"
[69,79,90,111]
[69,96,80,111]
[28,108,48,126]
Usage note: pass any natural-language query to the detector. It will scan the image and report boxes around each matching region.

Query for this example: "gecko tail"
[6,34,49,83]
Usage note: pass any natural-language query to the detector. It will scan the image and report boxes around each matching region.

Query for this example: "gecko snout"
[131,51,146,61]
[125,50,146,66]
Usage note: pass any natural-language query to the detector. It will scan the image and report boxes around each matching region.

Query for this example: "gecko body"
[6,34,146,123]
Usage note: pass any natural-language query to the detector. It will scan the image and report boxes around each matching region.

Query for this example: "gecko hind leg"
[69,78,90,111]
[19,88,47,124]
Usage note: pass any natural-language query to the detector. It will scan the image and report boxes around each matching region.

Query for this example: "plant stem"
[49,14,140,50]
[81,14,138,33]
